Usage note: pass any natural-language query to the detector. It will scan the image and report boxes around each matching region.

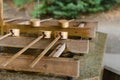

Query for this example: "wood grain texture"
[49,43,66,57]
[3,35,43,67]
[0,33,11,40]
[67,39,89,54]
[29,36,61,68]
[0,0,4,34]
[0,36,89,54]
[0,32,107,80]
[0,54,79,78]
[4,22,96,38]
[0,0,3,23]
[6,19,98,29]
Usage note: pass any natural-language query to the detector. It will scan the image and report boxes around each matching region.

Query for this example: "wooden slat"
[29,36,61,68]
[0,54,79,77]
[67,39,89,54]
[6,19,98,29]
[2,35,43,67]
[4,23,96,38]
[49,43,66,57]
[0,36,89,54]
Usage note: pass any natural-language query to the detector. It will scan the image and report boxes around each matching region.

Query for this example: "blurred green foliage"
[13,0,120,19]
[13,0,33,7]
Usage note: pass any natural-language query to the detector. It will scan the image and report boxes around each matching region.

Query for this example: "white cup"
[30,19,41,27]
[60,32,68,39]
[43,31,52,38]
[11,29,20,37]
[59,20,69,28]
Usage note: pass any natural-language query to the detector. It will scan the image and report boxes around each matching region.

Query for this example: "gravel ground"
[0,70,66,80]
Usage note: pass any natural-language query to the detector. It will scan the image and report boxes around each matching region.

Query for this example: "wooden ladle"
[59,19,74,28]
[29,31,68,68]
[0,29,20,41]
[3,31,52,67]
[30,18,53,27]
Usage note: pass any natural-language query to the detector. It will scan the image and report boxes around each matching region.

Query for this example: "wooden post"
[0,0,4,35]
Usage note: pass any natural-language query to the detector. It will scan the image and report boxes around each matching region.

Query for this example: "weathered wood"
[0,33,11,40]
[3,35,43,67]
[67,39,89,54]
[5,19,98,29]
[49,43,66,57]
[0,54,79,77]
[4,23,96,38]
[0,0,4,34]
[0,36,89,54]
[0,0,3,22]
[0,32,107,80]
[30,36,61,68]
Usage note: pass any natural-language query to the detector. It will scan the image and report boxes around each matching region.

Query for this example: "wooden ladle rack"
[0,19,97,78]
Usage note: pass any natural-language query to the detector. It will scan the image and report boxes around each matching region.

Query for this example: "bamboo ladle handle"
[5,17,23,23]
[40,18,53,22]
[59,19,74,28]
[30,35,61,68]
[49,43,65,57]
[30,18,53,27]
[0,29,20,40]
[3,35,43,67]
[0,33,12,41]
[68,19,74,22]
